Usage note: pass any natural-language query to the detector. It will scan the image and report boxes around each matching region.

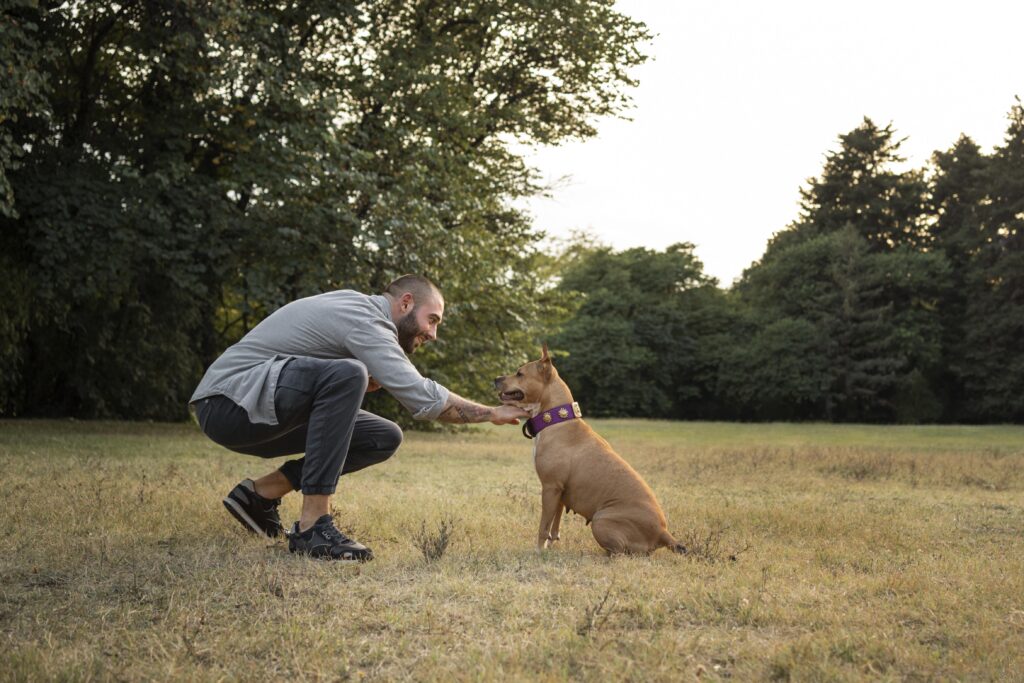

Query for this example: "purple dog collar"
[522,402,582,439]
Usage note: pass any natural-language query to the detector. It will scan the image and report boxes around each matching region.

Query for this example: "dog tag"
[572,402,582,418]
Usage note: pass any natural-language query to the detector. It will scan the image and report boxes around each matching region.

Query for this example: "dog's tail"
[661,530,687,555]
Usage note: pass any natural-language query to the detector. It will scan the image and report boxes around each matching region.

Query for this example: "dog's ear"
[540,342,553,378]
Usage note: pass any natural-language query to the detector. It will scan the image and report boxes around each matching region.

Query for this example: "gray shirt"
[190,290,450,424]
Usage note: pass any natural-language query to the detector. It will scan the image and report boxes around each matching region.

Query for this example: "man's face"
[396,293,444,354]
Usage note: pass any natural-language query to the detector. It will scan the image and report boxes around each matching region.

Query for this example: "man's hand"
[490,404,530,425]
[366,376,382,393]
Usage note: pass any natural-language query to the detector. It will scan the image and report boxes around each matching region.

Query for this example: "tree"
[958,101,1024,421]
[731,117,953,422]
[774,117,928,253]
[715,317,831,421]
[0,1,51,218]
[0,1,651,419]
[0,1,54,410]
[737,227,948,422]
[550,242,719,418]
[927,134,990,417]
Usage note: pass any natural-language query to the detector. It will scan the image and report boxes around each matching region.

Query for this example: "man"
[191,275,528,561]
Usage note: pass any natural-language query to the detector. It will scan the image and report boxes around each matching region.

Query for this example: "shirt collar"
[370,294,395,325]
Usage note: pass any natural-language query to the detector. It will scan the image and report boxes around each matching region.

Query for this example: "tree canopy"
[2,1,1020,424]
[0,0,649,420]
[550,242,719,417]
[547,107,1023,424]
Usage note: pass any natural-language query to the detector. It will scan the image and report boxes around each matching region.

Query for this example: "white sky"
[518,0,1024,287]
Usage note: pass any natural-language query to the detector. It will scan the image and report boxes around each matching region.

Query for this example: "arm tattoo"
[438,395,493,424]
[440,403,470,423]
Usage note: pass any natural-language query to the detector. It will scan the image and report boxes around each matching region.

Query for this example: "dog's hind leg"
[594,517,665,555]
[590,517,628,555]
[660,529,687,555]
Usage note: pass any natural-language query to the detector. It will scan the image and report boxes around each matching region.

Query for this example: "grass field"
[1,418,1023,681]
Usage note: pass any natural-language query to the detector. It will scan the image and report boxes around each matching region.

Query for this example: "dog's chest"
[532,430,562,478]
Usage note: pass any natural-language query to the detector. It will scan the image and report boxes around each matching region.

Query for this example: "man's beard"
[396,307,421,354]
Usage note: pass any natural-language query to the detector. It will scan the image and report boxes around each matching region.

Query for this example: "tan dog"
[495,345,686,556]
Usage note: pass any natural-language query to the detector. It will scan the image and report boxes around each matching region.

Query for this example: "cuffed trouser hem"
[300,485,337,495]
[278,460,303,492]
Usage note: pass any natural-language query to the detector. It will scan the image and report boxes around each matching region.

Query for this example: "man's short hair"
[384,274,442,303]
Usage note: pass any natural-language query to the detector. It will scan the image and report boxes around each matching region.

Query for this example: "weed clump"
[677,525,750,563]
[576,584,616,637]
[413,515,457,561]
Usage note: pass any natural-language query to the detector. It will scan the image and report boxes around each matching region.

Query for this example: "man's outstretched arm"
[437,393,528,425]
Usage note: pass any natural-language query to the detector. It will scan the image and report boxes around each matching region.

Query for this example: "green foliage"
[0,1,52,219]
[763,118,928,257]
[957,101,1024,421]
[734,228,948,421]
[514,102,1023,424]
[0,0,650,419]
[927,135,990,415]
[0,1,53,410]
[716,317,831,421]
[3,0,1020,425]
[550,241,719,418]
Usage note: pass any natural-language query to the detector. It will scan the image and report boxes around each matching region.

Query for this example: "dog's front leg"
[537,486,563,550]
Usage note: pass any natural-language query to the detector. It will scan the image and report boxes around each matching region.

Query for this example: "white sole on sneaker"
[223,496,268,537]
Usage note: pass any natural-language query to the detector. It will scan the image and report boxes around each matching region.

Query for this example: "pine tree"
[791,118,928,250]
[959,101,1024,421]
[928,135,990,418]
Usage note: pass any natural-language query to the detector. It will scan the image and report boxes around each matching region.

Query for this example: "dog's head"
[494,343,557,410]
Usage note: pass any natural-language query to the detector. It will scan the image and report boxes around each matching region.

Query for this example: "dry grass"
[1,419,1023,681]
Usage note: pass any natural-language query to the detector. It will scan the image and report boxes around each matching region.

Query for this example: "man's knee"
[364,420,403,464]
[339,421,402,476]
[320,358,369,392]
[378,421,403,455]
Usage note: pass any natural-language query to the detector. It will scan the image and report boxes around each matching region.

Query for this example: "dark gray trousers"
[195,357,403,495]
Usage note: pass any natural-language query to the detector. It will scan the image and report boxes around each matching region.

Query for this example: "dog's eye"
[516,371,523,377]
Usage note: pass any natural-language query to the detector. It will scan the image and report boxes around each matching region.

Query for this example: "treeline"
[0,1,646,420]
[2,3,1020,424]
[552,113,1024,423]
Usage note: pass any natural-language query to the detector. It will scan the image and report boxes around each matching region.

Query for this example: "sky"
[517,0,1024,286]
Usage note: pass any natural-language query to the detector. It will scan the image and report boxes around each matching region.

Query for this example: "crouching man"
[190,275,527,561]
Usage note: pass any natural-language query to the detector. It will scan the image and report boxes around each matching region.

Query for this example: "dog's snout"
[493,377,504,389]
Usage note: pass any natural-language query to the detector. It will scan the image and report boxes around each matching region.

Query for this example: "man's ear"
[400,292,415,310]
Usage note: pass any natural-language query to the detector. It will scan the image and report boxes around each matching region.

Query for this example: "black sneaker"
[287,514,374,562]
[222,479,284,538]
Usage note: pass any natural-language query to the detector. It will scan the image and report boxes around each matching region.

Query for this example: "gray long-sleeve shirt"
[190,290,450,424]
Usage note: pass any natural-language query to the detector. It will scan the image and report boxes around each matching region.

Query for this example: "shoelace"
[320,524,350,544]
